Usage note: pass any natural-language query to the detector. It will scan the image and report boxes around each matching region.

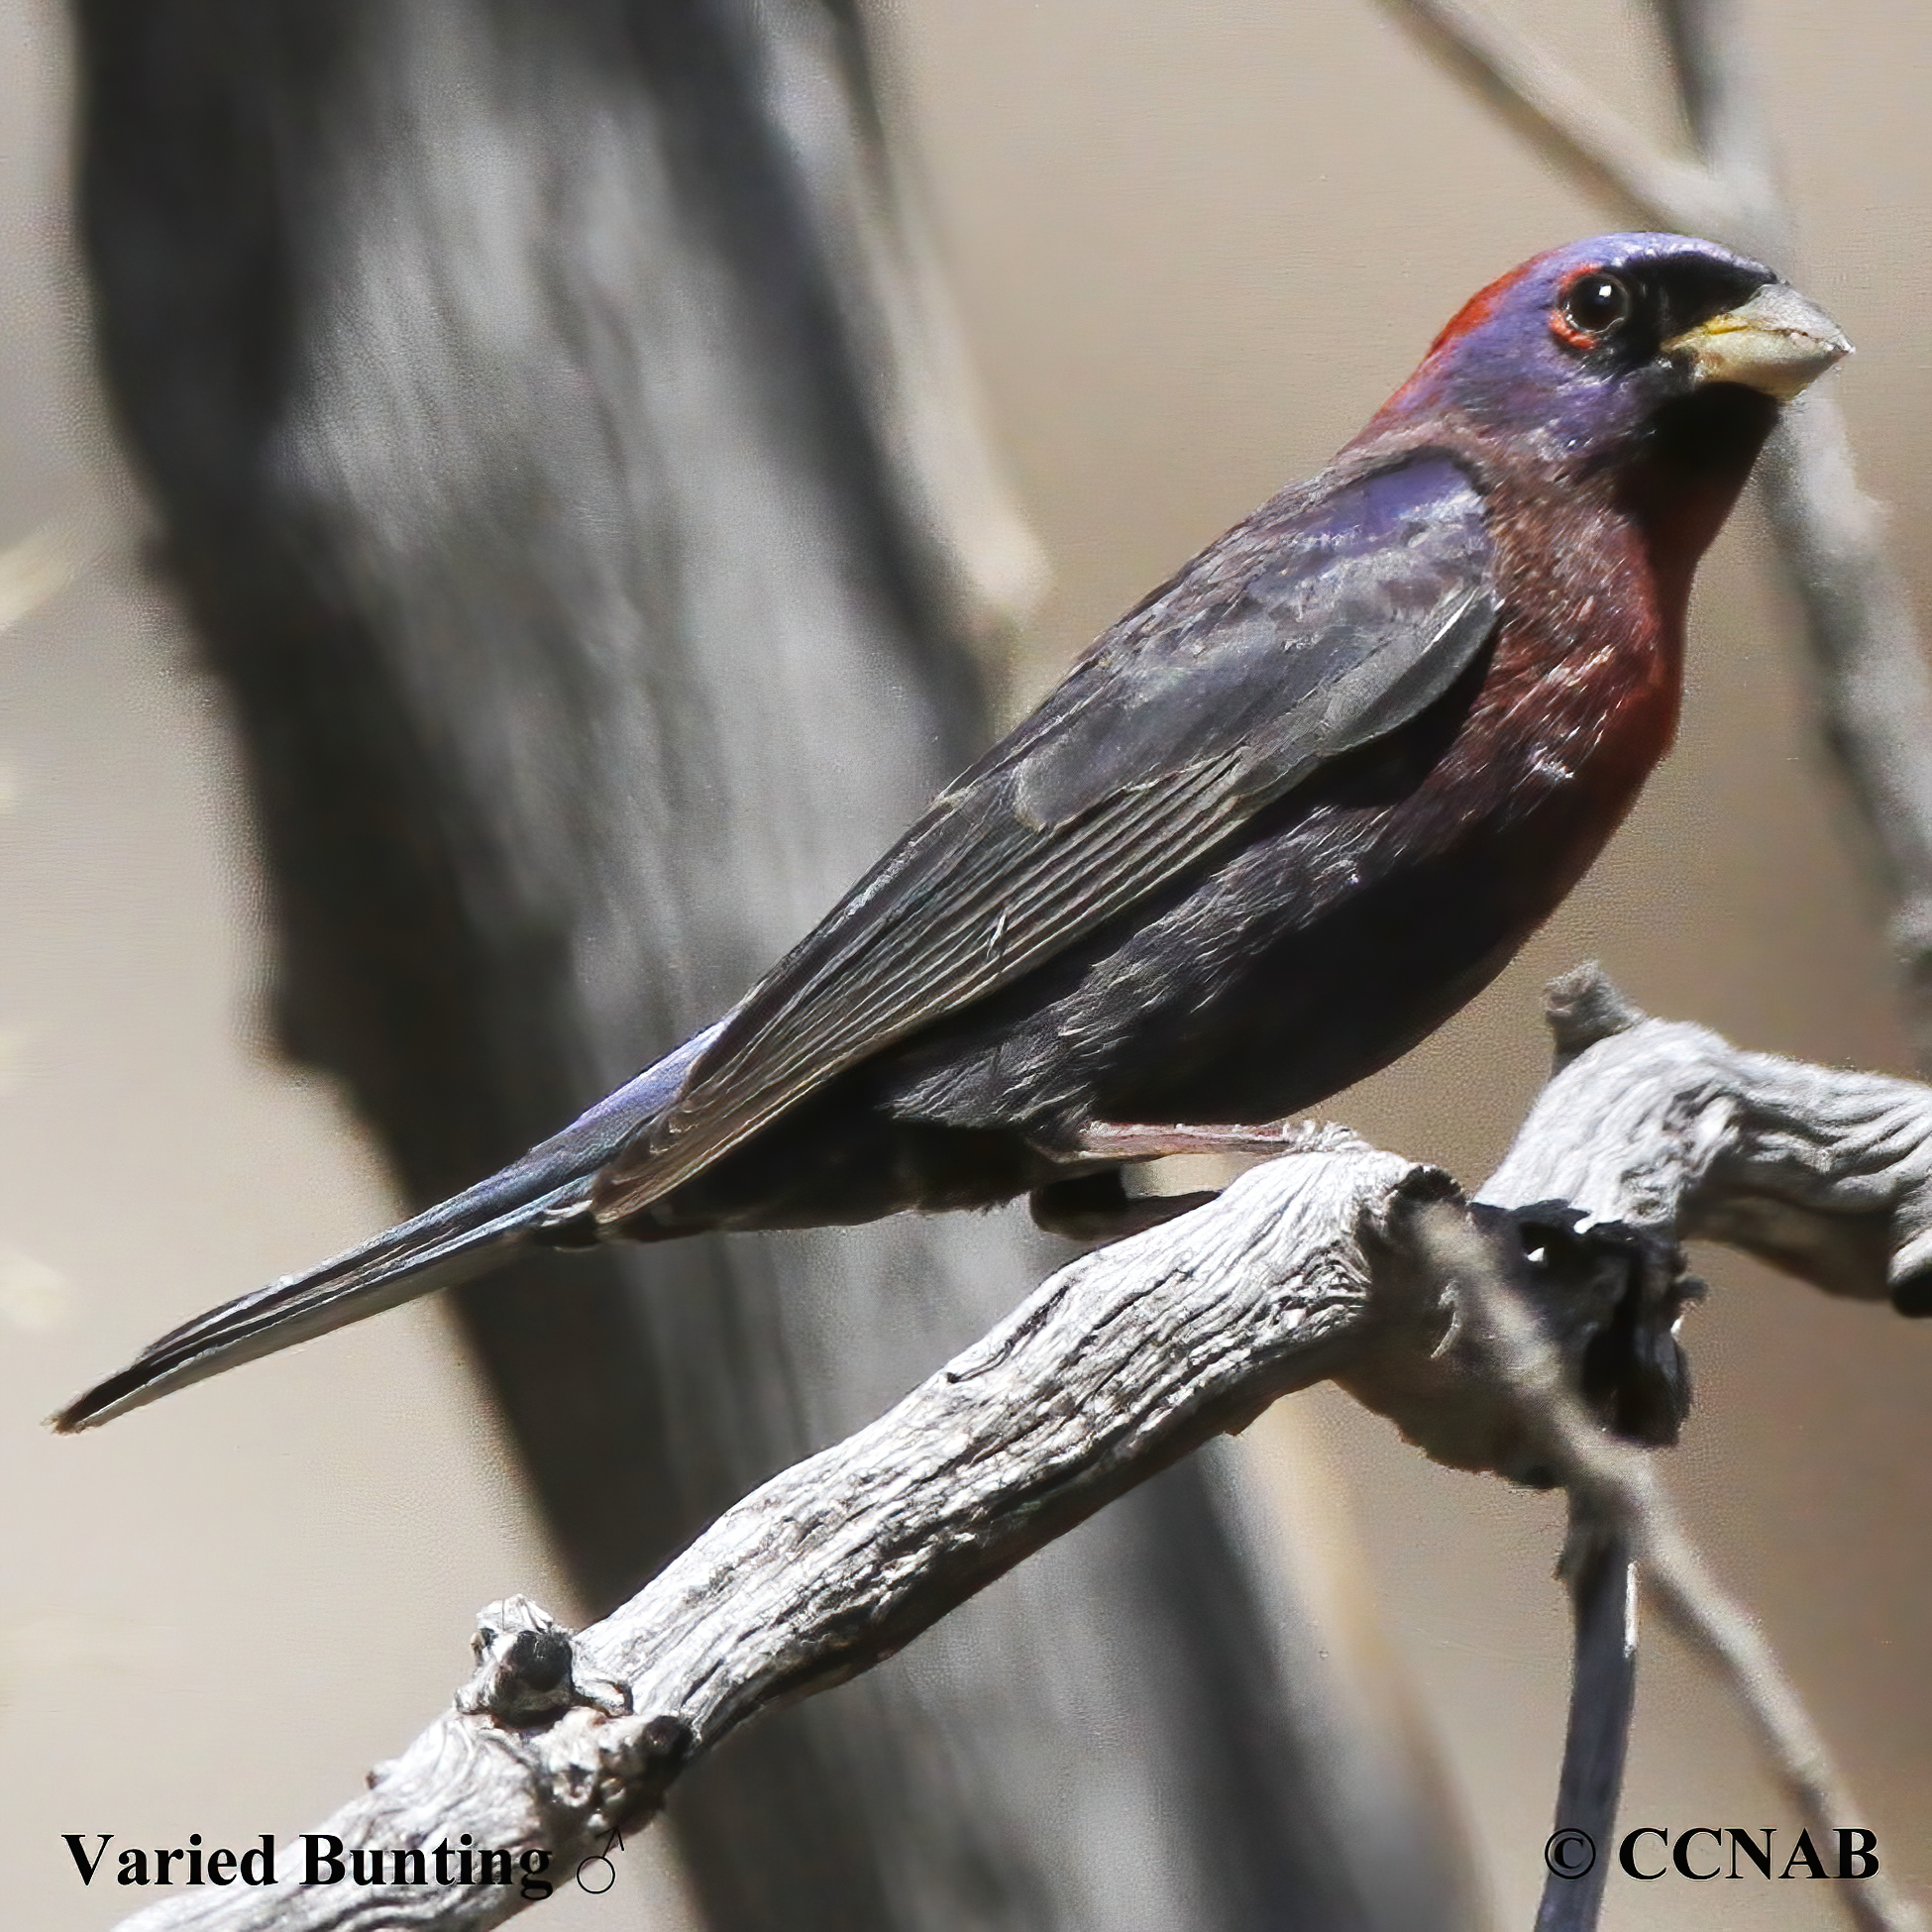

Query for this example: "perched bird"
[58,233,1847,1432]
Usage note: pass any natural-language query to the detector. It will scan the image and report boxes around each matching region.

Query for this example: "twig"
[105,969,1932,1929]
[1761,401,1932,1057]
[1377,15,1932,1876]
[1530,1505,1635,1932]
[1377,0,1731,233]
[1668,34,1932,1058]
[1370,12,1932,1882]
[1653,0,1785,251]
[1655,0,1932,1057]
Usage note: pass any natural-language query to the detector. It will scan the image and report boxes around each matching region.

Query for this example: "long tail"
[53,1022,725,1433]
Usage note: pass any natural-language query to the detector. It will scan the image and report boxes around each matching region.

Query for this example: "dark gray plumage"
[58,232,1849,1430]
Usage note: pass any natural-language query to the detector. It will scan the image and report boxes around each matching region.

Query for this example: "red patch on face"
[1354,247,1555,441]
[1423,262,1525,357]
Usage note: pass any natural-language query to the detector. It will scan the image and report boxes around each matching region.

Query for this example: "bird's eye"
[1556,271,1634,345]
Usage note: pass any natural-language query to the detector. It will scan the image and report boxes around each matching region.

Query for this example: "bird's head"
[1369,232,1849,485]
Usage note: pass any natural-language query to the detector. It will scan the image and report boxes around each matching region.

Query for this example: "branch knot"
[456,1596,630,1725]
[1544,962,1648,1068]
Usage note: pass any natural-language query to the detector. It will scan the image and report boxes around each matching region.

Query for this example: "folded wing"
[594,453,1499,1220]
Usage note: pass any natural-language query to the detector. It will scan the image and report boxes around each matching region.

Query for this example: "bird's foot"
[1029,1119,1361,1240]
[1069,1118,1361,1161]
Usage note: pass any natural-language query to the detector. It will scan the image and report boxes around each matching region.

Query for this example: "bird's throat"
[1619,384,1779,615]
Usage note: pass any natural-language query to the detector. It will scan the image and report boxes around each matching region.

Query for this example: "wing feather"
[594,454,1498,1219]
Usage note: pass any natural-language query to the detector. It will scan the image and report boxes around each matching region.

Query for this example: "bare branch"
[1653,0,1932,1056]
[1486,963,1932,1311]
[1466,961,1931,1932]
[1757,400,1932,1058]
[107,970,1932,1930]
[1530,1507,1635,1932]
[1370,5,1932,1890]
[1376,0,1735,234]
[1653,0,1785,251]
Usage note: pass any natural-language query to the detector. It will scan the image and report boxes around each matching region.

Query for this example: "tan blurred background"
[4,1,1929,1927]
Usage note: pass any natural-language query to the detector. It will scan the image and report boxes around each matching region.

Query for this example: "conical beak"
[1663,282,1851,401]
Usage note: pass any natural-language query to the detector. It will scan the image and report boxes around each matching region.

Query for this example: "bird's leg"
[1028,1168,1222,1241]
[1028,1119,1359,1241]
[1068,1119,1362,1160]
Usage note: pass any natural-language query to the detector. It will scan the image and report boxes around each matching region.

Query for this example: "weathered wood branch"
[1488,965,1932,1310]
[109,968,1932,1930]
[1421,1204,1925,1932]
[1528,1508,1636,1932]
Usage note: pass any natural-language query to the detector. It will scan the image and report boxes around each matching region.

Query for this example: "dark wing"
[593,453,1497,1220]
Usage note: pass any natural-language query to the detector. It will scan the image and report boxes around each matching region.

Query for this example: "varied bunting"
[59,232,1848,1431]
